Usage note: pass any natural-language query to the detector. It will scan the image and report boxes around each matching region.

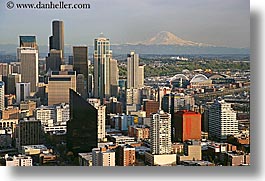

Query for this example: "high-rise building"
[7,73,21,95]
[17,47,38,92]
[173,110,201,142]
[209,99,238,140]
[88,74,93,97]
[54,103,70,124]
[162,93,195,114]
[150,110,171,155]
[9,62,21,74]
[73,46,88,98]
[106,97,123,114]
[127,52,144,89]
[19,35,38,49]
[46,49,62,71]
[126,88,140,105]
[47,70,76,106]
[0,81,5,111]
[68,56,73,65]
[93,34,117,100]
[110,58,119,97]
[138,64,145,88]
[76,74,87,99]
[17,118,41,150]
[49,20,64,58]
[143,100,160,118]
[35,103,69,126]
[67,89,98,154]
[0,63,10,77]
[15,83,30,103]
[88,98,106,142]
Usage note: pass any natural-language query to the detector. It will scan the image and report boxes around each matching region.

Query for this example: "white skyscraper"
[16,82,31,103]
[0,81,5,111]
[209,99,238,140]
[88,98,106,142]
[150,110,172,155]
[17,47,39,93]
[93,34,112,99]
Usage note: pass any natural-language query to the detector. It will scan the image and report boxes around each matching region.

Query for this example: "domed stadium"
[190,74,212,88]
[169,74,190,88]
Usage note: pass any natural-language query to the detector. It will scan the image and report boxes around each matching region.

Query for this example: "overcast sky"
[0,0,249,48]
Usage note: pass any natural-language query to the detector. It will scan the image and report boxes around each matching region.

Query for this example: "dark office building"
[73,46,88,98]
[7,74,21,95]
[67,89,98,154]
[49,20,64,58]
[18,118,41,149]
[46,49,62,71]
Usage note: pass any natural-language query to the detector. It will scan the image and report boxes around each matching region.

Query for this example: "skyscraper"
[17,47,38,92]
[67,89,98,154]
[73,46,88,98]
[49,20,64,59]
[127,51,144,89]
[93,34,115,99]
[47,70,76,106]
[17,118,41,150]
[209,99,238,140]
[16,82,30,103]
[0,63,10,77]
[162,93,195,114]
[150,110,172,155]
[0,81,5,111]
[7,73,21,95]
[109,58,119,97]
[88,98,106,142]
[76,74,87,99]
[19,35,38,49]
[46,49,62,71]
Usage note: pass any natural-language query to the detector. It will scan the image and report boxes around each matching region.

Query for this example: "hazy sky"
[0,0,249,48]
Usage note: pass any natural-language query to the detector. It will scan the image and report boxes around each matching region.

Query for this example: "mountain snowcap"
[139,31,212,46]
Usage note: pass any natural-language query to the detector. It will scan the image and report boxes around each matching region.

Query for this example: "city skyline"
[0,0,250,167]
[0,0,249,48]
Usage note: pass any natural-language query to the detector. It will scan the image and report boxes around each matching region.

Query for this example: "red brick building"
[128,125,149,140]
[143,100,159,118]
[173,110,201,142]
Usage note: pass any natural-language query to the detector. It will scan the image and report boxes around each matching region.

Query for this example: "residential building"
[150,110,172,155]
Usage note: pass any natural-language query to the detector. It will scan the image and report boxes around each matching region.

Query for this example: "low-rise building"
[116,145,136,166]
[78,153,93,166]
[145,152,177,166]
[92,147,115,166]
[5,154,33,166]
[177,140,202,164]
[128,125,149,141]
